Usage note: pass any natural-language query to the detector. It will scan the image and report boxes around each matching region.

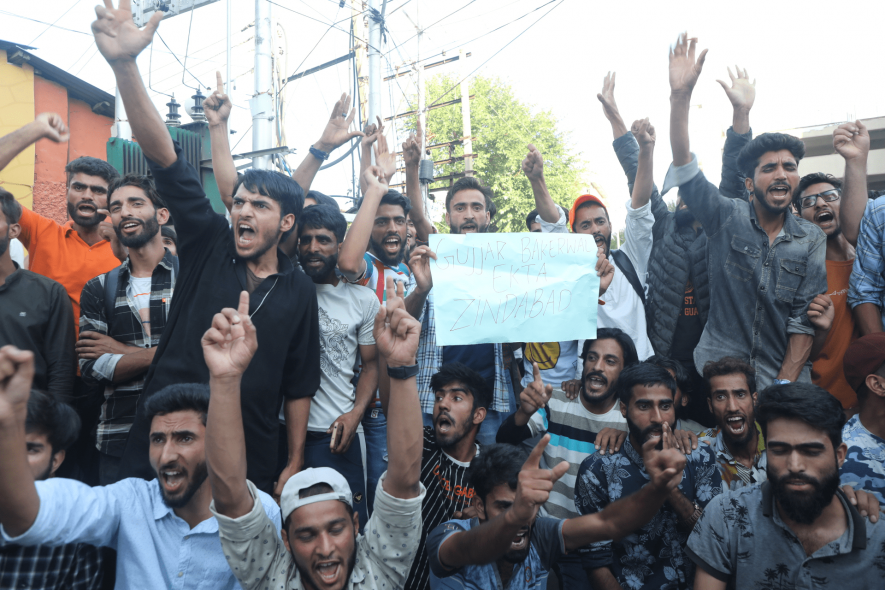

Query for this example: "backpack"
[610,249,646,306]
[103,256,179,330]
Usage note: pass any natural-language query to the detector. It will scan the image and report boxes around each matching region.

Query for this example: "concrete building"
[0,40,115,225]
[780,116,885,192]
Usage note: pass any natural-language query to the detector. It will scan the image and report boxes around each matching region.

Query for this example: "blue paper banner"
[428,232,599,346]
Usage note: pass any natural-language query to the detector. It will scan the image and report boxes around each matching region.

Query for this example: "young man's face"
[581,338,625,406]
[161,236,178,256]
[283,500,358,590]
[369,204,407,266]
[765,417,846,525]
[573,204,611,257]
[109,185,168,249]
[298,226,340,282]
[148,410,209,509]
[66,172,109,229]
[798,182,842,239]
[621,384,677,446]
[707,373,757,446]
[433,381,485,449]
[746,150,800,216]
[476,484,531,563]
[446,189,489,234]
[231,186,294,262]
[26,431,62,481]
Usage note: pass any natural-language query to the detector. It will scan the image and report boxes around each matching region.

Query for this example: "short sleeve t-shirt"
[427,516,565,590]
[357,251,411,303]
[127,276,153,337]
[521,341,578,388]
[289,280,379,433]
[405,427,480,590]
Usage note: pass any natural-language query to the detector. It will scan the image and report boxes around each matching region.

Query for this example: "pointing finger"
[532,361,542,384]
[216,70,224,93]
[237,290,250,318]
[524,433,550,471]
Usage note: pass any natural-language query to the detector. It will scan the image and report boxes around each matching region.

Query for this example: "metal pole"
[114,88,131,140]
[226,0,232,96]
[367,0,381,162]
[251,0,273,169]
[416,0,425,155]
[459,49,472,177]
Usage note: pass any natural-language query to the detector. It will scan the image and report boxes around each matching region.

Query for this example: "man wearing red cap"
[840,332,885,504]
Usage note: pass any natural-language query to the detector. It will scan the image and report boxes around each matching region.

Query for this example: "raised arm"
[0,346,39,536]
[203,71,236,212]
[359,117,383,195]
[630,118,656,210]
[0,114,69,172]
[834,120,871,247]
[598,72,629,140]
[669,34,707,168]
[203,292,259,519]
[402,119,434,241]
[92,1,174,167]
[521,144,559,223]
[374,278,423,499]
[436,435,569,570]
[716,66,755,200]
[338,140,395,282]
[292,94,364,193]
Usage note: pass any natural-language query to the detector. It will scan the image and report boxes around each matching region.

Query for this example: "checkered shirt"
[0,542,102,590]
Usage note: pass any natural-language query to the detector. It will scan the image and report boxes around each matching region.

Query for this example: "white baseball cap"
[280,467,353,522]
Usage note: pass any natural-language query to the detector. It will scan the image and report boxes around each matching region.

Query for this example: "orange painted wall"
[33,77,69,224]
[68,98,113,163]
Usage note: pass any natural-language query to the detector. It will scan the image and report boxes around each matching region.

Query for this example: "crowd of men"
[0,4,884,589]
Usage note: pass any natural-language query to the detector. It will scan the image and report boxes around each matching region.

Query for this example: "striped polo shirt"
[527,390,626,519]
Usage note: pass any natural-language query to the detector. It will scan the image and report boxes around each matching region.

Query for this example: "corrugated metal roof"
[0,39,114,118]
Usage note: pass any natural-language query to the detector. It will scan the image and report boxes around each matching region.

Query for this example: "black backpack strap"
[103,266,121,331]
[611,249,646,306]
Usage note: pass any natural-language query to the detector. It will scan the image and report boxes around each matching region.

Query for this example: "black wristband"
[309,145,330,160]
[387,363,418,380]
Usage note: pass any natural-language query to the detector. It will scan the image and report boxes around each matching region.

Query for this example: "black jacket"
[120,143,320,492]
[612,127,751,358]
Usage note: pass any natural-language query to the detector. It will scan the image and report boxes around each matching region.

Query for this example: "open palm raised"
[92,0,164,64]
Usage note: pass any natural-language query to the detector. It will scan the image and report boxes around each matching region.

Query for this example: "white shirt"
[540,202,655,364]
[9,238,25,268]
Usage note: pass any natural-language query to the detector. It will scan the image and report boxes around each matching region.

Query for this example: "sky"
[4,0,885,231]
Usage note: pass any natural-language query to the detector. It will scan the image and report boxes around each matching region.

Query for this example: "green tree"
[409,74,587,233]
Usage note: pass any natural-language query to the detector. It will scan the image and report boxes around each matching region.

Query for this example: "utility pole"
[251,0,273,169]
[353,3,368,124]
[367,0,383,155]
[114,89,131,140]
[459,49,472,177]
[226,0,232,97]
[415,1,425,156]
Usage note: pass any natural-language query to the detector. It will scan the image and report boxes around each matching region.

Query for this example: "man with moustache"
[289,204,380,525]
[0,345,281,590]
[576,363,722,590]
[426,434,688,590]
[0,190,75,400]
[403,362,492,590]
[687,383,885,589]
[77,174,177,485]
[0,114,122,331]
[665,34,826,390]
[92,2,321,495]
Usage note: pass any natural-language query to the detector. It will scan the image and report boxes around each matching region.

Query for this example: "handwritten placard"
[428,232,599,346]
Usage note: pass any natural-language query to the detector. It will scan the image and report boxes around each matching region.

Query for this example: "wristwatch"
[387,363,419,380]
[309,145,330,160]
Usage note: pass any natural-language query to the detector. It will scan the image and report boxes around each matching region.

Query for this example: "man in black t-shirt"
[405,363,492,590]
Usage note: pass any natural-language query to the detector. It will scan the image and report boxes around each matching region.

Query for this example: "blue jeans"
[303,431,368,526]
[361,402,387,516]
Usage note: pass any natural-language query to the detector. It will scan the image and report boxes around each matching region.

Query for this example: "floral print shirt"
[575,438,722,589]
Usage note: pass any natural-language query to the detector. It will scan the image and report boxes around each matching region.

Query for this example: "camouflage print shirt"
[840,415,885,505]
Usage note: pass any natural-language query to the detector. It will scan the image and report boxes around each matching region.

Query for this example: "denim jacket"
[663,156,827,389]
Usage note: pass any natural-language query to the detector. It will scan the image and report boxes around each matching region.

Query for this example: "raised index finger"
[237,290,250,318]
[216,71,224,93]
[524,433,550,471]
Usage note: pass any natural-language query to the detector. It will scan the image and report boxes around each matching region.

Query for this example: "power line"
[156,31,209,89]
[28,0,84,45]
[384,0,478,58]
[426,0,565,109]
[0,9,91,37]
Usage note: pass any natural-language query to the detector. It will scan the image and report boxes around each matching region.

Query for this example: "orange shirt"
[17,207,120,334]
[811,259,859,409]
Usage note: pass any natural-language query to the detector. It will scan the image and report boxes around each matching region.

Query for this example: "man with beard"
[206,280,426,590]
[0,189,75,399]
[596,70,755,426]
[0,389,103,590]
[575,363,722,590]
[402,362,491,590]
[687,382,885,589]
[91,4,321,495]
[665,34,826,390]
[288,204,380,525]
[0,345,280,590]
[77,174,177,485]
[0,114,122,331]
[427,434,687,590]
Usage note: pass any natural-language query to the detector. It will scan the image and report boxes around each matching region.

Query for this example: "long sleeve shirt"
[848,195,885,330]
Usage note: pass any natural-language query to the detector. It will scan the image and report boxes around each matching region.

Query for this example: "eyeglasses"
[799,189,840,210]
